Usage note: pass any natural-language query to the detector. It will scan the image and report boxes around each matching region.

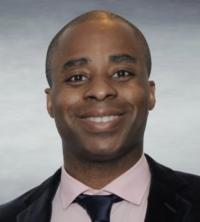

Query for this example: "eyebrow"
[109,54,137,64]
[62,57,91,71]
[62,54,136,71]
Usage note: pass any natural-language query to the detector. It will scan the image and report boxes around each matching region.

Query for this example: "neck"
[63,145,143,189]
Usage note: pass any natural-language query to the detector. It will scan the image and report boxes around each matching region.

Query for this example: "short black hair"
[45,10,152,87]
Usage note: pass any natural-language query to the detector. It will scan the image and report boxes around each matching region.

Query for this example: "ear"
[148,80,156,111]
[45,88,54,118]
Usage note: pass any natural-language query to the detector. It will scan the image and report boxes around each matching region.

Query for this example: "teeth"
[86,115,118,123]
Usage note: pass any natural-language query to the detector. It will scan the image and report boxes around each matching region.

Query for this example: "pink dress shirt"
[51,154,151,222]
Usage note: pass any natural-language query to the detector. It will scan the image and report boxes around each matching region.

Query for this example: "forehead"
[57,19,143,55]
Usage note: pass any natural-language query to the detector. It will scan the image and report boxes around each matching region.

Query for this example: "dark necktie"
[74,194,123,222]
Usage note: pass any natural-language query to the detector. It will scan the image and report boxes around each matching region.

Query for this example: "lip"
[77,109,126,133]
[78,108,124,118]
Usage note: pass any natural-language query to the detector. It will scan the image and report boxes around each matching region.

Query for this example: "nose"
[83,78,117,101]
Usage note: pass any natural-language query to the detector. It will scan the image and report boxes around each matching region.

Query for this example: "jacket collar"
[145,154,192,222]
[17,155,192,222]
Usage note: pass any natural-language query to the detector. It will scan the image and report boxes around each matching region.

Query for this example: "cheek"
[52,89,82,119]
[120,84,149,109]
[52,90,83,139]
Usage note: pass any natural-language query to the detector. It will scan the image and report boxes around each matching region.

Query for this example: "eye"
[112,70,134,80]
[65,74,88,85]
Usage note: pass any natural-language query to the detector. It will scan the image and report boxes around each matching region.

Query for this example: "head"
[45,10,156,164]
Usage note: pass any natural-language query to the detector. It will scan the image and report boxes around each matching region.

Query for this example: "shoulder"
[146,154,200,201]
[0,186,39,221]
[173,170,200,201]
[0,169,61,222]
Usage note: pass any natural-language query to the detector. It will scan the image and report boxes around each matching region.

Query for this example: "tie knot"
[74,194,122,222]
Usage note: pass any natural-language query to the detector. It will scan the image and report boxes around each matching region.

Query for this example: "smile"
[85,115,119,123]
[78,113,125,133]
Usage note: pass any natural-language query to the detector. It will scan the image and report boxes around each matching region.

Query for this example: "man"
[0,10,200,222]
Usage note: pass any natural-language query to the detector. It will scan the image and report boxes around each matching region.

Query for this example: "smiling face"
[45,19,155,163]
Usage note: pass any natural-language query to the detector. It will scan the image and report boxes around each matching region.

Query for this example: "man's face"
[46,19,155,162]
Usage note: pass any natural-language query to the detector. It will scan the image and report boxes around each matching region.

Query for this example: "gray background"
[0,0,200,203]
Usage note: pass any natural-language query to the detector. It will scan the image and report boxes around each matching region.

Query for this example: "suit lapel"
[17,169,61,222]
[145,155,192,222]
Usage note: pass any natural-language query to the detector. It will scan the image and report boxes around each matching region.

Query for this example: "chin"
[79,140,127,162]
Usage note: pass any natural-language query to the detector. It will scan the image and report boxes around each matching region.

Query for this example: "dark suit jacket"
[1,155,200,222]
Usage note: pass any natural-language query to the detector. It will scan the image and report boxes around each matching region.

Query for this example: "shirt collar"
[103,154,151,205]
[59,154,151,208]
